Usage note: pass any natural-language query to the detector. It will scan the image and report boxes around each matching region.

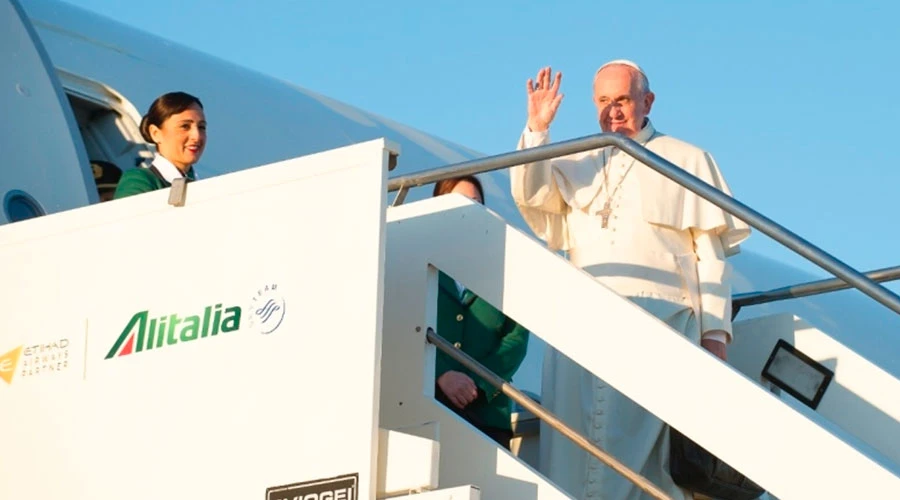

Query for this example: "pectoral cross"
[598,200,612,229]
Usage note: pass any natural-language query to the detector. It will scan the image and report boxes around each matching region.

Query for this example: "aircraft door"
[1,0,97,225]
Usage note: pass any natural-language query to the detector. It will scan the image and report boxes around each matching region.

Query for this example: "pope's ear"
[643,91,656,114]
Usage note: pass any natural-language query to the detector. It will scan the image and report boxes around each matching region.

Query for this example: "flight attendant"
[432,175,530,450]
[115,91,206,199]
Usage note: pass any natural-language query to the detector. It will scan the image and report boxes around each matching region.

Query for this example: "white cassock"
[510,120,751,500]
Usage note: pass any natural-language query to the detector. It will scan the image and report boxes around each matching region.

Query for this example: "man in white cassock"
[510,61,751,500]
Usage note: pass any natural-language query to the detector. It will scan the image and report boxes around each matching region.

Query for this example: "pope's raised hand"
[526,66,564,132]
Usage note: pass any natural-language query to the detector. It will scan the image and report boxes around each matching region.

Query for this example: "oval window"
[4,190,45,223]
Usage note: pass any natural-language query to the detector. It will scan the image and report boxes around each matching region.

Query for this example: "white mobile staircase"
[378,194,900,499]
[2,137,899,499]
[379,131,900,499]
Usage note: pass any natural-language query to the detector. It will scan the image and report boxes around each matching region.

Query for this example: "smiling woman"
[114,91,207,199]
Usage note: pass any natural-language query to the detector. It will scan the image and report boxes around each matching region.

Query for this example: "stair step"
[379,485,480,500]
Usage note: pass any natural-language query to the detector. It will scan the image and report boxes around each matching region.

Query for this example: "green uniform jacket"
[435,271,529,430]
[114,166,196,200]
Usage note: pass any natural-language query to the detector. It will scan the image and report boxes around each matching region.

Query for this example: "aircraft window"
[4,190,45,222]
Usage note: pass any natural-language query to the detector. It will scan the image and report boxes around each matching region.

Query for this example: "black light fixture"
[761,339,834,410]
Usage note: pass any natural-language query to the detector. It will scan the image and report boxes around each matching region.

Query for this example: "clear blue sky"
[65,0,900,279]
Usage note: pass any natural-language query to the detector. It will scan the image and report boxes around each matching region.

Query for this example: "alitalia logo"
[105,304,242,359]
[105,285,286,360]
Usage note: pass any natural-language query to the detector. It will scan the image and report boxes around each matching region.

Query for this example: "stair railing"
[388,133,900,319]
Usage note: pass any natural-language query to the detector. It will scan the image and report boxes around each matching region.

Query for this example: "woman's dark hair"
[139,91,204,143]
[432,175,485,204]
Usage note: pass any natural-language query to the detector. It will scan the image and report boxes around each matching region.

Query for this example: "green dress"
[435,271,530,433]
[114,165,196,199]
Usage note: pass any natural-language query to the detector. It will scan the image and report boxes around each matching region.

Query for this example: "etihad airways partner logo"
[1,340,72,385]
[105,303,241,359]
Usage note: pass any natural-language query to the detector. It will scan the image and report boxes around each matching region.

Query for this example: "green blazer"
[435,271,529,430]
[114,166,196,200]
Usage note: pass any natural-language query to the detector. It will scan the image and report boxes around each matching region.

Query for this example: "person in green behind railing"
[115,91,206,199]
[432,175,530,451]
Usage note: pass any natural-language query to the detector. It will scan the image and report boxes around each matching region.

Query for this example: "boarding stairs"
[1,138,899,499]
[378,193,900,500]
[378,132,900,499]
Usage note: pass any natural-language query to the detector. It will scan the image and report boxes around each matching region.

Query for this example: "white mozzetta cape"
[510,120,750,256]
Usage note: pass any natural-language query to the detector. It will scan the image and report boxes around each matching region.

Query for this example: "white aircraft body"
[3,0,899,498]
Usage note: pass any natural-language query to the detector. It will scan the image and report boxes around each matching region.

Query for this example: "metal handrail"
[425,327,673,500]
[388,133,900,318]
[734,265,900,308]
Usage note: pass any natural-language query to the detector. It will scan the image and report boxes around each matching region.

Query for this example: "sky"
[62,0,900,282]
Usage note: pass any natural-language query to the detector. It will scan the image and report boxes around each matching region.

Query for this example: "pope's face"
[593,65,655,138]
